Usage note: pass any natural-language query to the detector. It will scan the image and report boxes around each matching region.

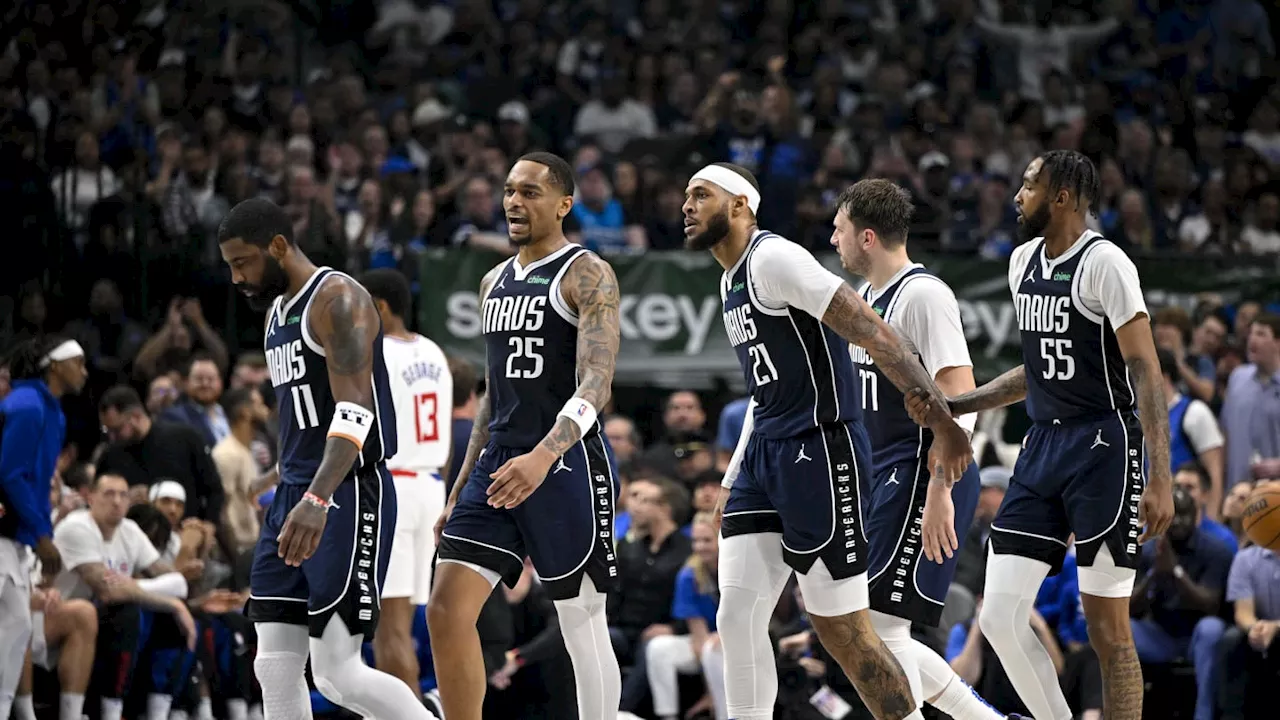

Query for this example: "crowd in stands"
[2,0,1280,718]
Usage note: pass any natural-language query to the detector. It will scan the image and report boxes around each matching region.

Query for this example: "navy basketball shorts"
[721,420,873,581]
[992,411,1146,574]
[437,433,619,601]
[866,457,981,627]
[247,463,396,638]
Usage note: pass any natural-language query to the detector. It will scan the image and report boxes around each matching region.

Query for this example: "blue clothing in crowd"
[0,379,65,547]
[715,398,751,453]
[671,565,718,632]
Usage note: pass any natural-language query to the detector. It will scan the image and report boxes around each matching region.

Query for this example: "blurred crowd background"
[2,0,1280,718]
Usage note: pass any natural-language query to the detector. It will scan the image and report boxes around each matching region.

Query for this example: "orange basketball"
[1242,484,1280,551]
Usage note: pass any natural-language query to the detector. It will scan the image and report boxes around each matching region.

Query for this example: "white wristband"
[558,398,598,436]
[329,401,375,450]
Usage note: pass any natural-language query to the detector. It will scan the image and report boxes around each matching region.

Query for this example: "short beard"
[685,208,731,251]
[1018,203,1052,243]
[241,253,290,312]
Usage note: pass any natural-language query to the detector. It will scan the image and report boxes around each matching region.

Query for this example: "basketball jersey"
[484,244,598,448]
[265,268,397,485]
[382,334,452,475]
[1014,236,1135,424]
[853,267,934,474]
[721,231,859,440]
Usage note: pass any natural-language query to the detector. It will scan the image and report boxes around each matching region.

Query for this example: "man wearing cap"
[685,162,972,720]
[0,335,87,720]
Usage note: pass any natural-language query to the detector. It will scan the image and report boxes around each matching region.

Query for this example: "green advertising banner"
[417,247,1280,388]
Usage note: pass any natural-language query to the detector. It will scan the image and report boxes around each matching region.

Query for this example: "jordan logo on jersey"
[266,340,308,387]
[795,444,812,463]
[887,468,899,485]
[1025,267,1037,284]
[554,457,572,473]
[1091,429,1110,449]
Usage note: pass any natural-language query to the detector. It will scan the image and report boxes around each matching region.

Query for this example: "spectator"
[1221,479,1255,542]
[96,386,226,529]
[645,512,727,720]
[211,387,269,555]
[62,279,148,389]
[484,559,577,719]
[1130,488,1233,720]
[609,477,692,713]
[440,175,510,254]
[604,415,642,465]
[145,375,180,416]
[1159,348,1225,514]
[52,472,196,720]
[565,164,646,252]
[50,130,118,234]
[132,298,229,384]
[1220,313,1280,488]
[160,352,230,448]
[713,397,750,472]
[572,72,658,154]
[1173,463,1238,551]
[1240,188,1280,254]
[445,354,479,495]
[1219,540,1280,718]
[1154,307,1218,403]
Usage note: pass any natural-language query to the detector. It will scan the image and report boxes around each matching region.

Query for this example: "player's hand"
[711,486,730,533]
[172,600,198,651]
[921,479,958,564]
[1137,477,1174,543]
[278,498,327,567]
[487,447,555,509]
[434,501,455,547]
[1249,620,1278,651]
[904,388,956,425]
[928,422,973,486]
[35,536,62,577]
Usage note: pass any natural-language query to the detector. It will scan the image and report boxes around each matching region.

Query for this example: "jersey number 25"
[505,336,544,379]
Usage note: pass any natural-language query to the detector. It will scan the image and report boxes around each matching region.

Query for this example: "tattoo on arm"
[1128,356,1171,480]
[447,263,505,502]
[949,365,1028,416]
[536,255,621,459]
[307,277,378,501]
[822,285,954,429]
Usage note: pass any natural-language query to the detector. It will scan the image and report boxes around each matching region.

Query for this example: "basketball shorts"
[247,463,396,638]
[992,411,1146,574]
[866,456,981,627]
[437,433,619,601]
[383,469,446,605]
[721,420,873,581]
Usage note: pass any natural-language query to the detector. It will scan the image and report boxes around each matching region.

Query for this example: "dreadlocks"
[3,335,70,381]
[1039,150,1101,213]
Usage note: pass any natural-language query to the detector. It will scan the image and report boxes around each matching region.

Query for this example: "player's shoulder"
[1009,239,1039,268]
[747,231,817,273]
[1079,233,1132,265]
[895,269,957,307]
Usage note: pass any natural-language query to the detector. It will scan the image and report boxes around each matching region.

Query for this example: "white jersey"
[52,509,160,601]
[383,334,453,476]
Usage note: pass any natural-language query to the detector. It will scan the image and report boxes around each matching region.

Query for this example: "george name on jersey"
[1015,293,1070,335]
[266,339,308,387]
[722,304,758,347]
[483,294,546,334]
[402,360,443,388]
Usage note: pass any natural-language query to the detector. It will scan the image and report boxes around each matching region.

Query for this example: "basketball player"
[837,179,1015,720]
[217,198,432,720]
[359,268,453,694]
[428,152,622,720]
[687,163,972,720]
[907,151,1174,720]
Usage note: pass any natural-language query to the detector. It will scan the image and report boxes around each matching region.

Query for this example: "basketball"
[1242,484,1280,550]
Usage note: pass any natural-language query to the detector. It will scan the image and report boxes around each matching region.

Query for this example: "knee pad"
[977,592,1025,647]
[1076,545,1135,599]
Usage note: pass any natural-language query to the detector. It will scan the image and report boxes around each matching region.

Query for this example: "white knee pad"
[1076,544,1136,598]
[795,561,868,617]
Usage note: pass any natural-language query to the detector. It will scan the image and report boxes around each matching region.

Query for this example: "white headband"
[39,340,85,369]
[691,165,761,215]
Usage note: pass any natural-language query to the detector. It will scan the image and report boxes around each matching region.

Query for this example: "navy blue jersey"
[853,268,933,474]
[1015,237,1135,424]
[721,231,859,439]
[265,268,398,485]
[484,244,598,448]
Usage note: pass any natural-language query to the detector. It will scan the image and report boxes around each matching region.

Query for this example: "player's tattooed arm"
[948,364,1028,416]
[536,254,621,458]
[307,275,380,502]
[823,285,954,429]
[446,264,505,504]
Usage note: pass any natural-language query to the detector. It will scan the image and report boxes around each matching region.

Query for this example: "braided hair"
[1039,150,1101,213]
[4,334,70,381]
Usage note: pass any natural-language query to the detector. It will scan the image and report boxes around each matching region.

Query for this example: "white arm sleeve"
[1182,399,1225,454]
[721,398,757,489]
[889,277,978,435]
[1078,242,1148,329]
[748,237,845,320]
[136,572,189,599]
[52,517,102,572]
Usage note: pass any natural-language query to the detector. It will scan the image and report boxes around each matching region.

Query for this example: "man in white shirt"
[1158,349,1225,519]
[53,473,195,720]
[359,269,454,695]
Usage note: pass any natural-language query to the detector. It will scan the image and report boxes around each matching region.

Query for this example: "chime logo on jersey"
[1014,293,1071,335]
[482,294,547,334]
[266,339,308,387]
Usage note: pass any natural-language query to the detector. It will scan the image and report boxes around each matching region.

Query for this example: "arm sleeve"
[1080,243,1148,330]
[0,402,53,541]
[53,519,103,571]
[721,398,756,489]
[747,238,844,320]
[137,572,189,599]
[890,278,978,434]
[1225,552,1252,603]
[1182,400,1224,453]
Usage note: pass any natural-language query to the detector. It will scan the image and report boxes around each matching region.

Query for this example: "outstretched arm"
[949,365,1028,416]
